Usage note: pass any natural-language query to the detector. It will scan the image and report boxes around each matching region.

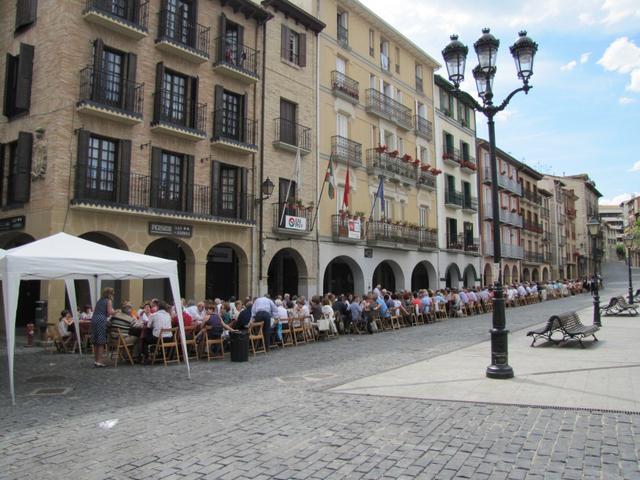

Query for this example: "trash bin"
[230,331,249,362]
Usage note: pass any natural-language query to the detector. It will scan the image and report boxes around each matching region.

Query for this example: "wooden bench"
[526,316,561,346]
[555,312,599,348]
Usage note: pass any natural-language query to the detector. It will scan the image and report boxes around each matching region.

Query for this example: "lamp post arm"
[492,85,532,114]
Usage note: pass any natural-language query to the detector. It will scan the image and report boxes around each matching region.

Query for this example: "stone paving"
[1,263,640,479]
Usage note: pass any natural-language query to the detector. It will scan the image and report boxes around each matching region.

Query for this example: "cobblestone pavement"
[1,263,640,479]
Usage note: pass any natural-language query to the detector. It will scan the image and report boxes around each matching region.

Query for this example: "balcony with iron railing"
[211,108,258,153]
[523,189,542,205]
[417,169,436,190]
[419,228,438,250]
[83,0,149,39]
[523,220,544,234]
[449,234,480,253]
[482,166,523,196]
[332,215,365,243]
[72,168,254,224]
[151,90,207,140]
[213,38,259,83]
[524,251,544,264]
[414,115,433,142]
[332,136,362,165]
[483,242,524,260]
[462,194,478,212]
[365,89,413,130]
[273,203,313,235]
[464,237,481,253]
[541,206,550,218]
[367,220,423,248]
[483,202,524,228]
[366,149,417,185]
[155,9,210,63]
[331,70,359,104]
[445,189,463,209]
[273,118,311,155]
[337,24,348,48]
[442,147,461,167]
[77,66,144,124]
[460,156,477,173]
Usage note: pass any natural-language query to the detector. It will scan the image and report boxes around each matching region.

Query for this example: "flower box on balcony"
[443,152,452,160]
[420,164,430,172]
[375,145,387,154]
[389,150,399,157]
[402,154,412,163]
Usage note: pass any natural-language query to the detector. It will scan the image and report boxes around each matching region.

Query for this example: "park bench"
[600,297,619,316]
[526,316,561,346]
[527,312,599,348]
[614,296,638,316]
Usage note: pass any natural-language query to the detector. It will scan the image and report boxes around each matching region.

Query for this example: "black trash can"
[230,331,249,362]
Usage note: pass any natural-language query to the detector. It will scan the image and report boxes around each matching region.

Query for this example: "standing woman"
[91,287,114,367]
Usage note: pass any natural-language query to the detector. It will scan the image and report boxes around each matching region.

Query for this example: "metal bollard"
[26,323,35,347]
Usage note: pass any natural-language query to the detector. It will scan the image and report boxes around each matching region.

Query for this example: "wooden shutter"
[188,76,199,130]
[3,54,15,117]
[220,13,227,44]
[15,43,34,112]
[184,155,195,212]
[237,23,244,49]
[0,144,5,202]
[124,52,137,112]
[241,93,248,143]
[213,85,224,137]
[75,130,90,200]
[237,167,247,220]
[91,39,105,103]
[150,147,162,208]
[153,62,165,123]
[298,33,307,67]
[13,132,33,203]
[15,0,37,32]
[117,140,131,205]
[281,25,288,59]
[130,0,140,24]
[210,160,220,216]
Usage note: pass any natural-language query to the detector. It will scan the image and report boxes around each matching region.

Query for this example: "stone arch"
[532,268,540,282]
[411,261,438,291]
[512,265,519,284]
[484,263,493,286]
[206,242,250,301]
[542,267,550,282]
[463,264,477,288]
[372,259,405,292]
[267,248,309,297]
[445,263,462,289]
[503,266,511,285]
[522,268,530,282]
[323,256,365,295]
[144,237,195,301]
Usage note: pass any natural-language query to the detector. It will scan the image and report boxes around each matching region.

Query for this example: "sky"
[363,0,640,205]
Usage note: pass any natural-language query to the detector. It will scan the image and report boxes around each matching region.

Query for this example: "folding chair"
[180,325,199,361]
[290,314,306,345]
[152,328,181,366]
[390,314,401,330]
[249,322,267,355]
[109,328,134,367]
[303,316,317,343]
[198,327,224,361]
[279,320,294,347]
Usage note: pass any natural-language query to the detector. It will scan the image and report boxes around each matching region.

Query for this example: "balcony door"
[336,56,346,74]
[279,99,297,146]
[219,165,237,218]
[464,222,473,248]
[166,0,194,46]
[86,136,117,202]
[101,48,124,107]
[463,181,471,207]
[222,90,242,141]
[162,71,186,125]
[159,151,183,211]
[447,218,458,247]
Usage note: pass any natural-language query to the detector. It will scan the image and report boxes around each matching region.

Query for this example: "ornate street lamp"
[587,217,602,326]
[624,233,635,304]
[442,28,538,379]
[260,177,275,201]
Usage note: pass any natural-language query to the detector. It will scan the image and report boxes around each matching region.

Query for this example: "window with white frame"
[419,206,427,227]
[380,39,390,71]
[397,137,404,156]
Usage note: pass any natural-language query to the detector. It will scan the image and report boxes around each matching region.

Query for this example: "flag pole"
[310,159,331,232]
[369,175,382,221]
[279,146,300,227]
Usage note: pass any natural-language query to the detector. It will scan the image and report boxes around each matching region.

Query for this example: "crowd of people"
[56,278,596,365]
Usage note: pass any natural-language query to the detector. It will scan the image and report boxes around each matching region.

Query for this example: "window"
[444,132,454,154]
[461,141,470,161]
[380,40,390,71]
[281,26,306,67]
[15,0,37,33]
[397,138,404,156]
[447,218,458,245]
[395,47,400,74]
[86,136,117,200]
[280,98,298,145]
[2,132,33,205]
[369,29,375,57]
[337,112,348,138]
[3,43,34,119]
[162,70,187,124]
[419,207,427,227]
[369,74,377,90]
[336,56,346,74]
[419,146,428,163]
[161,151,183,206]
[415,64,423,92]
[220,166,237,214]
[165,0,194,46]
[222,90,243,140]
[337,11,348,47]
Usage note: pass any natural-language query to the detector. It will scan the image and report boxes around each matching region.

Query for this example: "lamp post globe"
[261,177,275,200]
[472,65,496,101]
[474,28,500,73]
[510,31,538,83]
[442,34,469,88]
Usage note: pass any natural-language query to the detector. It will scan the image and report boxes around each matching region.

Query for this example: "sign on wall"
[148,222,193,238]
[284,215,307,231]
[0,216,26,232]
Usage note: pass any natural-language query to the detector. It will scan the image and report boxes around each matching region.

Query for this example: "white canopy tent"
[1,232,190,405]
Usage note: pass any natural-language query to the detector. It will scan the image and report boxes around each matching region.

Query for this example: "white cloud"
[561,60,577,71]
[602,0,640,26]
[599,193,636,205]
[619,96,637,105]
[630,161,640,172]
[495,109,517,123]
[598,37,640,92]
[580,52,592,63]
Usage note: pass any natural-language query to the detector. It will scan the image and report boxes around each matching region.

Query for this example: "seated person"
[230,301,253,331]
[320,299,338,334]
[109,307,142,346]
[80,305,93,321]
[142,302,173,361]
[57,310,75,350]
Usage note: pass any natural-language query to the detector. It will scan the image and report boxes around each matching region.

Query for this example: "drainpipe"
[315,0,321,296]
[258,17,268,295]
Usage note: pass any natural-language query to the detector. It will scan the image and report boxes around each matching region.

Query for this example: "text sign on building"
[284,215,307,231]
[0,215,25,232]
[348,219,361,239]
[148,222,193,238]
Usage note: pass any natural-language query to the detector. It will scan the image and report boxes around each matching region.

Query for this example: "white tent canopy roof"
[2,233,190,406]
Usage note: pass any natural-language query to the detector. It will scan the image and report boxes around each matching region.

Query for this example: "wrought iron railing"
[462,194,478,211]
[460,156,477,171]
[365,89,413,129]
[212,108,257,147]
[445,189,464,207]
[331,70,359,101]
[84,0,149,31]
[483,201,524,227]
[417,170,436,189]
[523,189,542,204]
[157,8,210,57]
[367,220,422,245]
[213,37,259,77]
[524,220,544,234]
[79,66,144,117]
[442,147,461,165]
[414,115,433,141]
[273,203,313,233]
[525,251,544,263]
[332,215,365,241]
[332,136,362,165]
[73,167,254,221]
[482,166,523,195]
[366,149,417,183]
[484,242,524,259]
[337,24,348,47]
[153,89,206,133]
[274,118,311,151]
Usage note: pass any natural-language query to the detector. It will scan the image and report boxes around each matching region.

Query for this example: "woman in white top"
[142,302,172,362]
[320,299,338,334]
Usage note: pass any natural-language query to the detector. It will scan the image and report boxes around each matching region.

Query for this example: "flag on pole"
[294,145,302,193]
[342,162,350,208]
[280,146,302,226]
[375,175,385,218]
[326,158,336,200]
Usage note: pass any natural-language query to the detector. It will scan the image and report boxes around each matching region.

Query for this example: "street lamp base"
[486,364,514,379]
